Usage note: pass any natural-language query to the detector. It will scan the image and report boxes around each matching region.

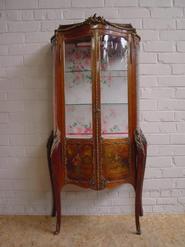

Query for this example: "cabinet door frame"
[60,31,97,186]
[95,30,137,187]
[54,27,138,188]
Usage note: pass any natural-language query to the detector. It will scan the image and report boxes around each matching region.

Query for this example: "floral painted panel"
[65,43,91,72]
[65,104,92,138]
[65,38,93,138]
[102,142,129,180]
[101,104,128,138]
[65,71,92,104]
[65,41,127,72]
[66,142,93,180]
[64,38,128,104]
[65,71,127,104]
[101,74,128,104]
[65,104,128,138]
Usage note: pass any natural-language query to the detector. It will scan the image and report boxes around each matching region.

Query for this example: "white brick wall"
[0,0,185,215]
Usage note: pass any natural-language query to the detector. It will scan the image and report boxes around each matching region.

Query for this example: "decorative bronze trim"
[51,14,140,42]
[99,177,107,190]
[89,176,96,187]
[84,14,107,25]
[50,129,61,157]
[134,128,147,155]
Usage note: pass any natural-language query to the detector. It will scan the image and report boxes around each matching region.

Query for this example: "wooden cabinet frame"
[47,14,147,235]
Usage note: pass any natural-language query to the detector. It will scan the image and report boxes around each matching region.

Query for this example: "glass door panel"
[65,37,92,138]
[100,35,128,138]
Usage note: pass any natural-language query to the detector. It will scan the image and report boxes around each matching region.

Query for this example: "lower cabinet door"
[101,139,129,181]
[66,140,93,182]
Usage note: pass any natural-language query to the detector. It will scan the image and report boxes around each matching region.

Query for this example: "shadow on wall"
[0,44,54,214]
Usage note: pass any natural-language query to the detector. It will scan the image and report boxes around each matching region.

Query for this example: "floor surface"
[0,215,185,247]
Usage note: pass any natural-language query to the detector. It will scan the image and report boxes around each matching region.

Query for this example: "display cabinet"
[47,14,147,235]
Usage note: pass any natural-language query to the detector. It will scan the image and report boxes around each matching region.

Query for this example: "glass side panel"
[100,35,128,138]
[64,37,92,138]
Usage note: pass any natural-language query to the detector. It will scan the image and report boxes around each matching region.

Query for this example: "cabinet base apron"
[47,128,147,235]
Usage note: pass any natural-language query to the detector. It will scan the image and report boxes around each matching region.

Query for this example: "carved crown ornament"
[84,13,107,25]
[51,14,140,41]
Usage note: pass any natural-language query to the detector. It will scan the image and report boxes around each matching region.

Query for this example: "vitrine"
[47,14,147,235]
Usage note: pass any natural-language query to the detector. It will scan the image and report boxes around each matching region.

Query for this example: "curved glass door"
[100,35,128,138]
[64,37,92,138]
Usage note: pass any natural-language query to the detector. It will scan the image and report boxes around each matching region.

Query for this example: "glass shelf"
[65,70,91,72]
[65,103,128,106]
[101,133,128,139]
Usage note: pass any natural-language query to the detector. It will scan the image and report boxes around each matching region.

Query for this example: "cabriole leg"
[48,131,64,235]
[134,129,147,235]
[47,131,56,217]
[51,140,64,235]
[53,182,61,235]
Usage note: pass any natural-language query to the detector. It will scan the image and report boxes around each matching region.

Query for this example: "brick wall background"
[0,0,185,215]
